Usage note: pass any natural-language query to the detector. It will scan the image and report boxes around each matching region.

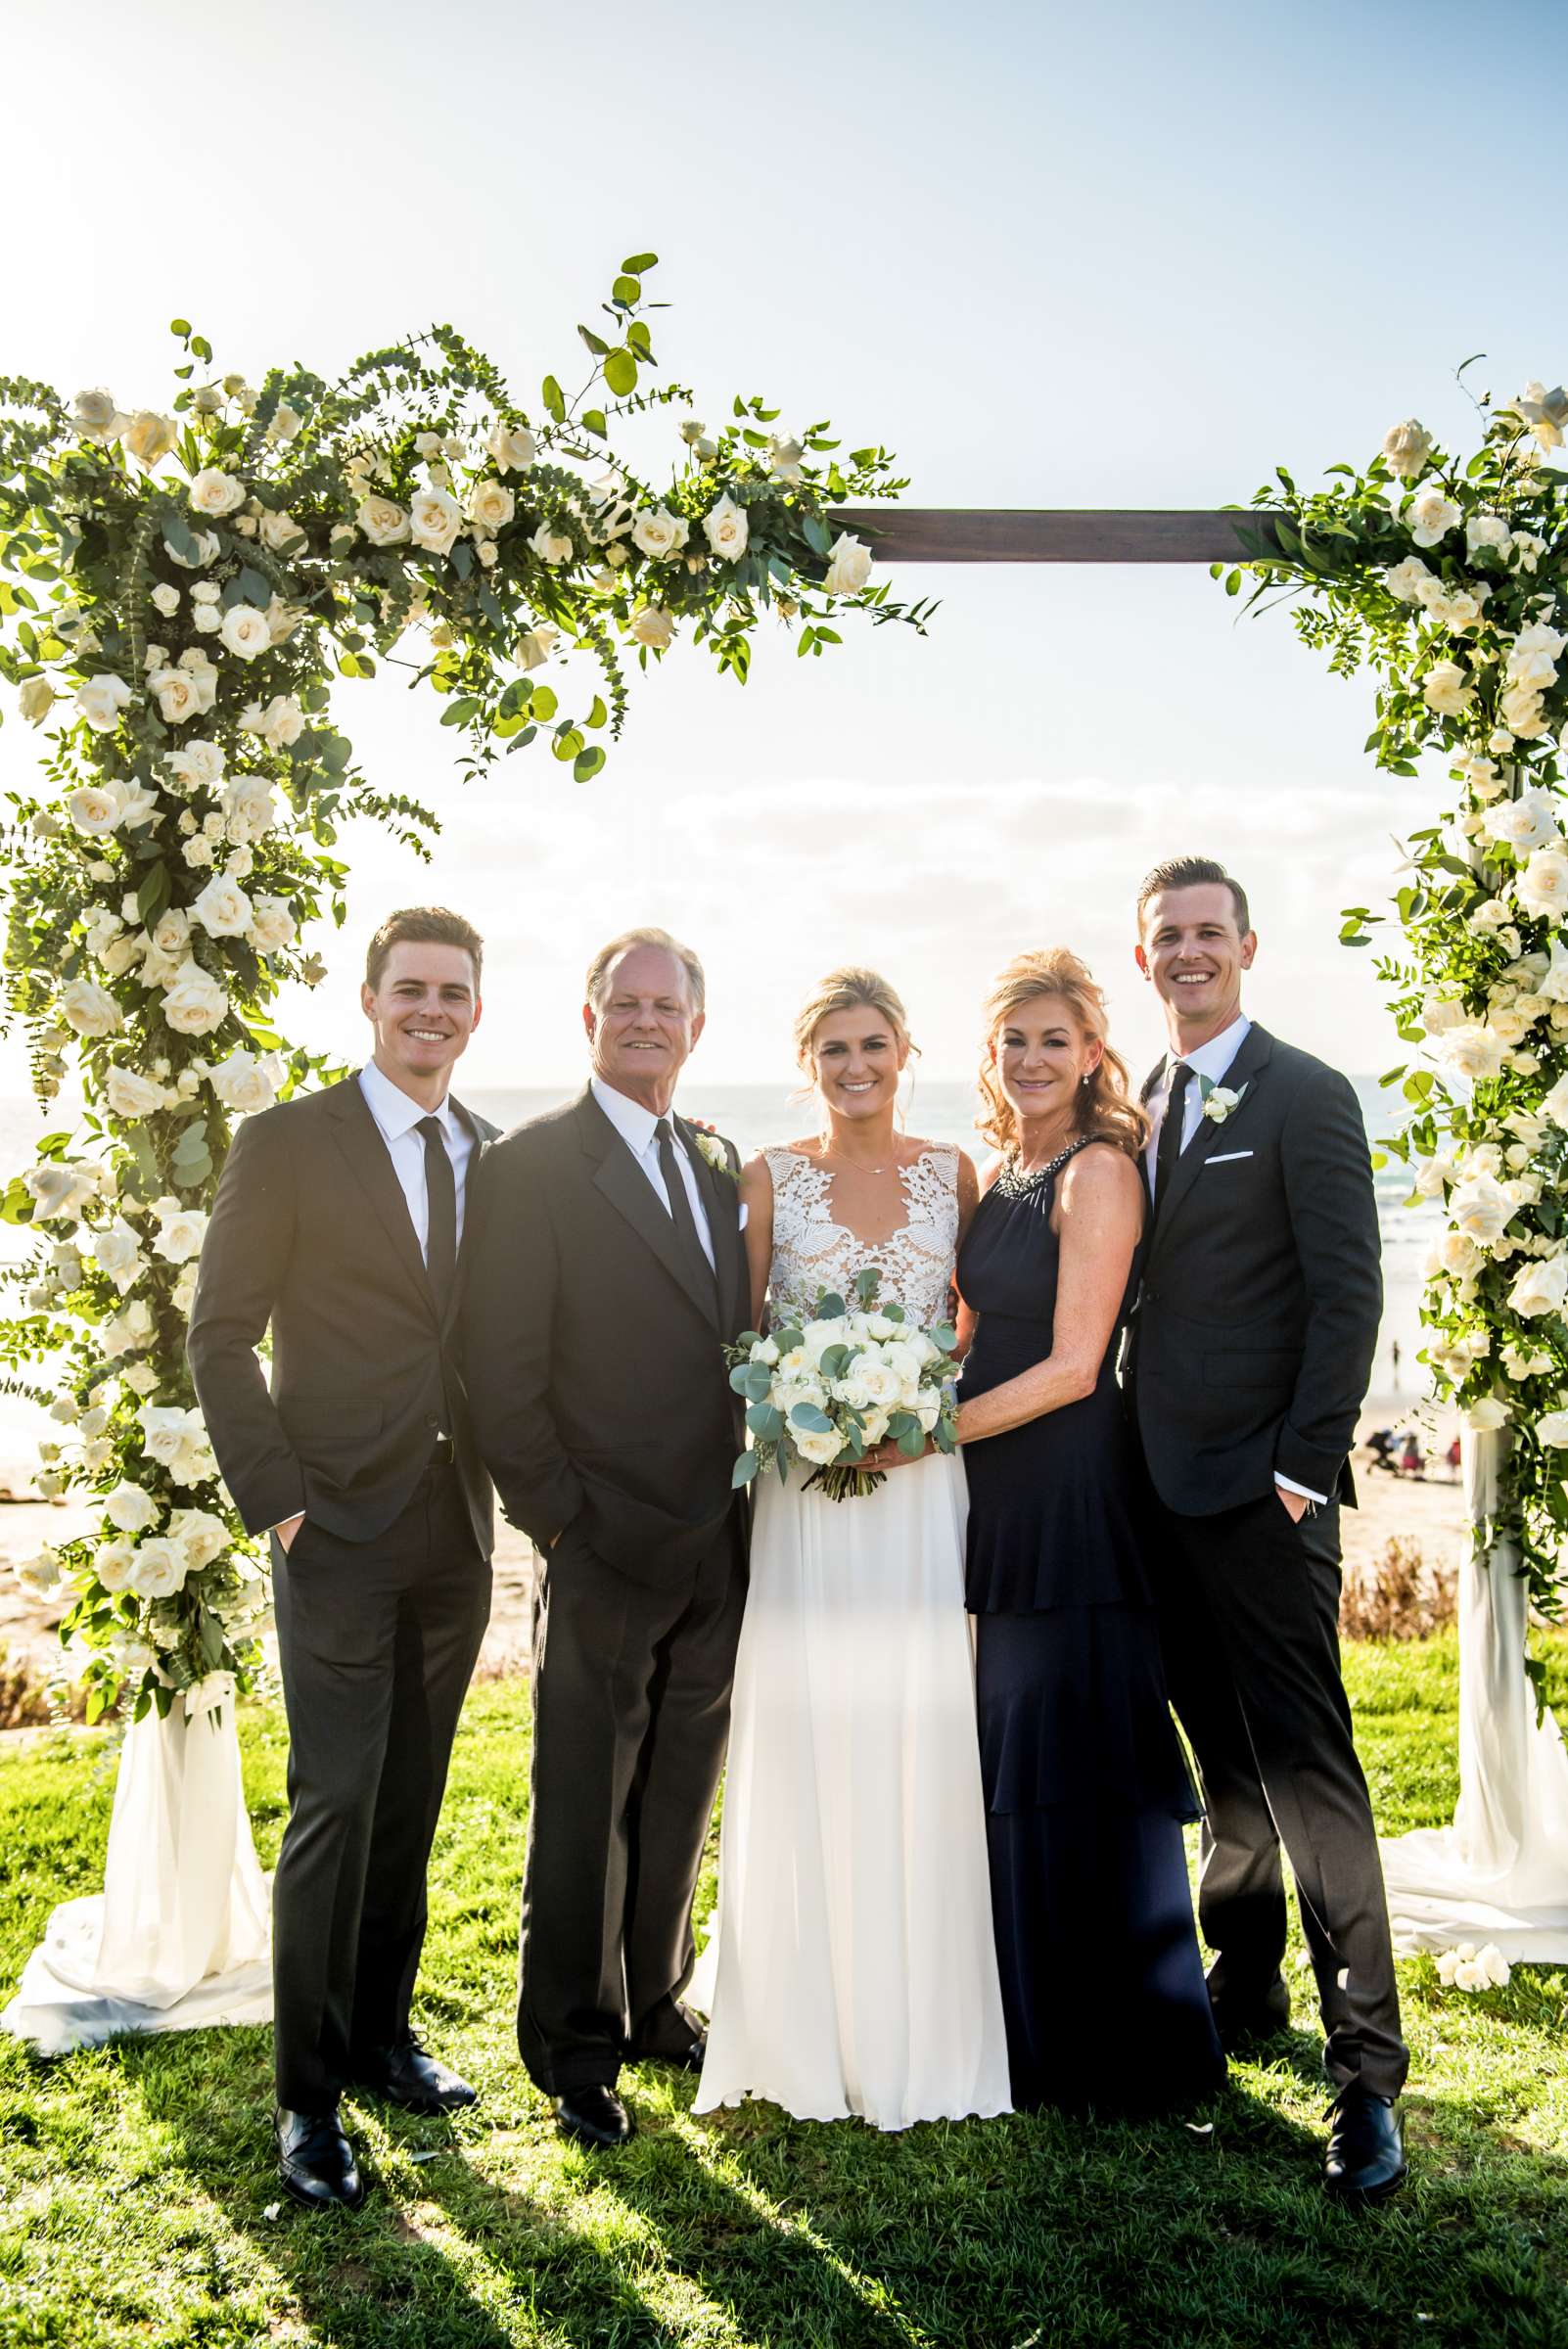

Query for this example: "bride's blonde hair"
[791,965,918,1086]
[976,949,1147,1161]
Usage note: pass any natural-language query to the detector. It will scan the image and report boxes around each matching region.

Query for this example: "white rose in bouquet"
[217,604,271,663]
[357,494,410,545]
[1509,1252,1568,1317]
[75,673,132,733]
[467,479,515,531]
[105,1479,160,1534]
[65,782,124,837]
[242,694,304,750]
[166,738,226,793]
[147,666,206,724]
[703,493,749,562]
[192,875,254,939]
[61,979,123,1038]
[161,960,231,1036]
[257,508,304,554]
[822,532,873,596]
[1506,622,1566,690]
[486,422,537,473]
[128,1537,189,1600]
[221,773,277,844]
[247,897,297,954]
[189,468,246,518]
[631,507,689,562]
[410,487,463,556]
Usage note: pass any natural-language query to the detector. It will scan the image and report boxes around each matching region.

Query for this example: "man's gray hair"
[585,926,706,1013]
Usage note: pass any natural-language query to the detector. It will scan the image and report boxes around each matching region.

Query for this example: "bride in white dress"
[692,967,1010,2130]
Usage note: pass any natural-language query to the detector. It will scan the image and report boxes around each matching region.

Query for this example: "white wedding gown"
[691,1146,1011,2129]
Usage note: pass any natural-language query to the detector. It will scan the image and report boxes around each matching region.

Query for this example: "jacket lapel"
[446,1099,496,1335]
[577,1088,721,1329]
[678,1114,741,1335]
[1146,1025,1274,1261]
[323,1076,437,1321]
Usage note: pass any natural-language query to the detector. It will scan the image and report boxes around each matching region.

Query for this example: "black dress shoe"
[1209,1975,1293,2053]
[1324,2086,1407,2203]
[626,2029,707,2074]
[553,2084,633,2148]
[351,2034,478,2115]
[275,2105,366,2211]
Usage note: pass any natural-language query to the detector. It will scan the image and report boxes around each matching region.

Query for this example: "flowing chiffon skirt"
[692,1451,1011,2130]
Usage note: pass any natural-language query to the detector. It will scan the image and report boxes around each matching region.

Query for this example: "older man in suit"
[189,906,496,2210]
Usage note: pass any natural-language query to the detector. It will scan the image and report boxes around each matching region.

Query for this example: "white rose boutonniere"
[1200,1079,1248,1125]
[693,1131,736,1180]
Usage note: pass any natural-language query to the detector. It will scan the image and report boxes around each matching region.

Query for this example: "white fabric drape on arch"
[1,1701,270,2056]
[1379,1426,1568,1961]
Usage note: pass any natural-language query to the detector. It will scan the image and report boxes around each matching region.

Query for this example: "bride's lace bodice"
[764,1146,960,1329]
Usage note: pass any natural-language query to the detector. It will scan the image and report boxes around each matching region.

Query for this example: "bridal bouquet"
[727,1267,960,1500]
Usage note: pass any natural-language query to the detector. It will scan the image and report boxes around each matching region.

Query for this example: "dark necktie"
[656,1117,717,1303]
[1152,1061,1193,1221]
[417,1114,457,1313]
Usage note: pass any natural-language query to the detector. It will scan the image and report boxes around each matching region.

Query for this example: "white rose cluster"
[728,1291,957,1493]
[1435,1942,1510,1992]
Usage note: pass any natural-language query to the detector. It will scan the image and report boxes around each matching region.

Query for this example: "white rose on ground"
[1509,1253,1568,1317]
[208,1047,279,1113]
[357,494,410,546]
[18,675,55,724]
[104,1066,169,1120]
[1381,419,1433,480]
[218,603,272,662]
[822,532,874,596]
[1383,555,1431,603]
[122,410,177,469]
[161,960,230,1036]
[486,422,537,473]
[66,782,123,836]
[105,1479,159,1534]
[632,606,674,651]
[91,1219,147,1294]
[631,506,689,562]
[1481,789,1561,852]
[467,479,515,532]
[128,1537,188,1600]
[76,673,132,733]
[1421,661,1473,718]
[1407,484,1462,546]
[529,521,574,566]
[409,487,463,557]
[191,875,254,939]
[188,468,246,519]
[1515,849,1568,920]
[1449,1173,1514,1244]
[517,625,557,671]
[247,897,297,955]
[72,388,122,441]
[61,979,122,1038]
[703,493,749,562]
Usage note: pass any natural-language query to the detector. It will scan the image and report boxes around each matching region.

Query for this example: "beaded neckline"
[992,1133,1097,1198]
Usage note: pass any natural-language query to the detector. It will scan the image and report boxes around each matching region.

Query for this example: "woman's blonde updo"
[792,965,916,1085]
[976,948,1148,1162]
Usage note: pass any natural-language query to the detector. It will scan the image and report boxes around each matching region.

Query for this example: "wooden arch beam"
[833,509,1285,565]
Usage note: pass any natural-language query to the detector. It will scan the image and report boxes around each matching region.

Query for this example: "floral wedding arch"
[1,268,1566,2041]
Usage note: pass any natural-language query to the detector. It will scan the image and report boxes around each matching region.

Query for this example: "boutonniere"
[1200,1077,1248,1126]
[693,1130,737,1180]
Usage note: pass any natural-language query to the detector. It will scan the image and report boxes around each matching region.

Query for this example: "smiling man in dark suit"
[463,926,749,2150]
[189,906,497,2211]
[1126,855,1407,2203]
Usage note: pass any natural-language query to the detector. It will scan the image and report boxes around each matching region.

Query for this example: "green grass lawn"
[2,1634,1567,2349]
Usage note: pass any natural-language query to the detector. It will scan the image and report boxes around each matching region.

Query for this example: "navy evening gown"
[958,1135,1224,2113]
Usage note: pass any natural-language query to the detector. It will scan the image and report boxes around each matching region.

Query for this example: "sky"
[3,0,1564,1096]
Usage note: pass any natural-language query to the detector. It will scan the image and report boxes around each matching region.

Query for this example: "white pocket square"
[1205,1150,1254,1165]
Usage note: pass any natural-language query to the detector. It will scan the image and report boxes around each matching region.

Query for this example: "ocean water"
[0,1077,1434,1467]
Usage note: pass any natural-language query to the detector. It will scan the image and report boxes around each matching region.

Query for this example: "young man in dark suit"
[1127,856,1407,2202]
[462,927,750,2150]
[189,906,497,2210]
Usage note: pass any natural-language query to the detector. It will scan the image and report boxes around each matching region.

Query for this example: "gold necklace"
[824,1140,893,1176]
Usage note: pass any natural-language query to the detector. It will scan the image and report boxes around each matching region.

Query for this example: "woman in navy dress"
[952,949,1222,2114]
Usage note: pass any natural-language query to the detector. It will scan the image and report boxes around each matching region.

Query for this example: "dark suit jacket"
[461,1085,750,1589]
[1128,1024,1380,1516]
[187,1073,497,1550]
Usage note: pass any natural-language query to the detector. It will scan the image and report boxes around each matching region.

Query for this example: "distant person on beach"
[1124,854,1407,2204]
[189,907,498,2213]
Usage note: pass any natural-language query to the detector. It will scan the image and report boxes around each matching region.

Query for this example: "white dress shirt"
[590,1077,719,1268]
[359,1058,476,1259]
[1144,1014,1324,1507]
